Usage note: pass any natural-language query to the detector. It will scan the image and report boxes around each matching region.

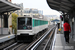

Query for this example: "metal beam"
[1,14,3,34]
[47,0,75,13]
[60,8,68,12]
[49,5,60,11]
[48,0,60,4]
[49,4,60,8]
[0,0,20,8]
[0,0,20,13]
[0,7,17,13]
[60,5,71,10]
[61,1,74,7]
[68,0,75,4]
[0,2,6,7]
[0,5,12,10]
[49,3,69,12]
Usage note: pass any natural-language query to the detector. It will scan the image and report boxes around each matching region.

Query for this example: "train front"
[17,17,33,42]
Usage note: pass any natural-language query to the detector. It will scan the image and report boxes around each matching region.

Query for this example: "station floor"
[0,34,9,37]
[54,32,75,50]
[0,34,15,43]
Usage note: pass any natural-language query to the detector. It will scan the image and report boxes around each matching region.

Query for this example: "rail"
[3,42,17,50]
[43,26,57,50]
[26,26,55,50]
[50,27,57,50]
[43,28,55,50]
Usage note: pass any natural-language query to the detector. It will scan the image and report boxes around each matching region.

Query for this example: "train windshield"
[18,17,32,30]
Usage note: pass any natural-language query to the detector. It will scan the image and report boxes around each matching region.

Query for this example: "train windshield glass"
[18,17,32,30]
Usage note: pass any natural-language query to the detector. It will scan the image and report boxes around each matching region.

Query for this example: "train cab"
[17,16,33,42]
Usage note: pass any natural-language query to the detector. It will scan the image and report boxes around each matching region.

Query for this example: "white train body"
[17,16,48,42]
[32,18,48,35]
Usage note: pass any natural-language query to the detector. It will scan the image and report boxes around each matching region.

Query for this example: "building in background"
[14,3,23,16]
[45,15,60,20]
[44,15,60,25]
[23,8,43,15]
[23,8,43,18]
[23,8,38,16]
[38,10,43,15]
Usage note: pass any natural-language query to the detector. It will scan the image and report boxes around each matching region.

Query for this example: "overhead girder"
[68,0,75,4]
[47,0,75,13]
[0,0,20,13]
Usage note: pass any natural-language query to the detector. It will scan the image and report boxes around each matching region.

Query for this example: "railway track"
[36,28,55,50]
[0,38,16,50]
[3,25,56,50]
[26,26,56,50]
[3,42,28,50]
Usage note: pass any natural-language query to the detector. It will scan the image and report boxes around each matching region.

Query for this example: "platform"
[0,34,10,37]
[0,34,15,43]
[54,34,75,50]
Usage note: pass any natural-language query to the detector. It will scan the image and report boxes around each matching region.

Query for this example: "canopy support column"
[1,14,3,35]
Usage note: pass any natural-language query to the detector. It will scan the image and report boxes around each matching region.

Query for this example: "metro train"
[17,15,48,42]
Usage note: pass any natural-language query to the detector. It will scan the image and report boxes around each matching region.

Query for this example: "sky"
[12,0,61,17]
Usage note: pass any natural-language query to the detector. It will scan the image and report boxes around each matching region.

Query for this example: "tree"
[12,13,18,34]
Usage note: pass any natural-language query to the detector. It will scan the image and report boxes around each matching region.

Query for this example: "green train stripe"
[32,19,48,27]
[33,19,34,27]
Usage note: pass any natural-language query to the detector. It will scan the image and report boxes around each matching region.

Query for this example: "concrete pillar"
[73,16,75,41]
[72,17,74,38]
[63,15,65,23]
[72,12,75,41]
[61,14,66,34]
[69,14,73,38]
[8,13,12,34]
[61,15,65,34]
[1,15,3,35]
[60,15,63,34]
[60,20,63,33]
[7,12,9,28]
[70,12,75,40]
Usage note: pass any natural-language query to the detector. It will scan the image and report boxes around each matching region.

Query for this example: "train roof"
[33,16,48,21]
[18,16,32,18]
[18,15,48,21]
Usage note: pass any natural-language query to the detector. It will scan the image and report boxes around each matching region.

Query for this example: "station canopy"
[51,19,60,22]
[0,0,20,13]
[47,0,75,13]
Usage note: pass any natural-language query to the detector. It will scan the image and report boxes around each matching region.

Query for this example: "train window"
[26,18,32,25]
[18,17,32,30]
